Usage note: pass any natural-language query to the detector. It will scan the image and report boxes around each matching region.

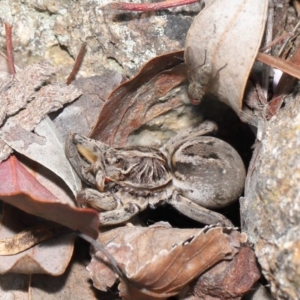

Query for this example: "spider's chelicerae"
[66,121,245,226]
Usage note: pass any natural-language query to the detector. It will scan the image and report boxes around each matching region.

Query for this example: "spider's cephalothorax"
[97,147,171,190]
[66,121,246,227]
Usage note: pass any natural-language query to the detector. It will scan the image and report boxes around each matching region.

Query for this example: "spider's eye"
[104,158,110,165]
[115,157,123,164]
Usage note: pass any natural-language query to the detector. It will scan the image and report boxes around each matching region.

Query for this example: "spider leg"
[99,202,147,226]
[168,190,233,227]
[160,121,218,158]
[78,186,149,226]
[77,188,119,211]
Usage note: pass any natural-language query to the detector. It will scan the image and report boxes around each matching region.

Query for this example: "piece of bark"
[0,61,82,163]
[0,62,57,119]
[186,246,260,299]
[240,91,300,299]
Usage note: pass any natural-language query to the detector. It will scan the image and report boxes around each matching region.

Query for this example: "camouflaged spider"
[66,121,245,226]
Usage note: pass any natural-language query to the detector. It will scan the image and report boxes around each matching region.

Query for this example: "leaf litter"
[88,223,254,299]
[0,0,282,298]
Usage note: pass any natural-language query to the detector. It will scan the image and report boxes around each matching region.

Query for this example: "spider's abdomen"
[171,136,245,209]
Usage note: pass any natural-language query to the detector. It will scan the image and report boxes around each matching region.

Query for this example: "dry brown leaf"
[88,224,244,299]
[185,0,268,114]
[90,51,186,147]
[0,236,114,300]
[0,204,75,275]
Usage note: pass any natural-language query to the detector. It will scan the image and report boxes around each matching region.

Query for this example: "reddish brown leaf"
[189,246,261,299]
[90,51,185,147]
[0,155,99,238]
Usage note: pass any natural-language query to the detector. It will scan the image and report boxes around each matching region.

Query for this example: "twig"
[278,18,300,56]
[266,43,300,119]
[4,22,16,76]
[66,42,87,85]
[77,232,126,279]
[257,52,300,80]
[261,0,274,100]
[259,33,293,52]
[107,0,198,11]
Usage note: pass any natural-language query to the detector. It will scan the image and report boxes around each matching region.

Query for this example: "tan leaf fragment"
[90,51,186,147]
[88,224,244,299]
[0,117,82,197]
[0,224,71,256]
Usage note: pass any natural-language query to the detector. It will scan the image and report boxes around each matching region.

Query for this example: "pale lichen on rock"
[0,0,199,80]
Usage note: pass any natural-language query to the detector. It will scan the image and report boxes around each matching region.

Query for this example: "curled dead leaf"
[90,51,186,147]
[88,224,245,299]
